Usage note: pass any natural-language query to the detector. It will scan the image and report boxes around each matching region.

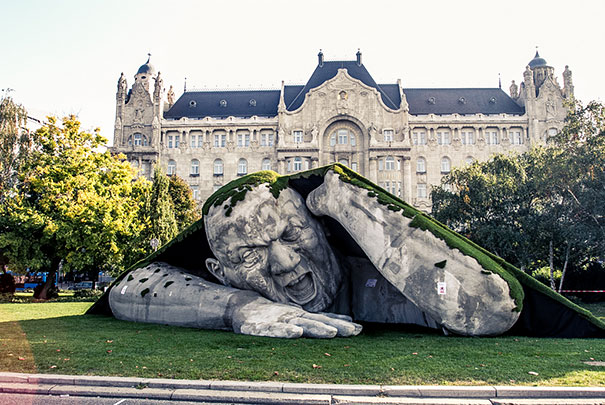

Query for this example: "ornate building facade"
[112,51,573,211]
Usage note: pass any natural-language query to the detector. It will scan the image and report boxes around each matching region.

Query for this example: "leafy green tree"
[168,174,201,232]
[0,96,32,201]
[146,165,178,250]
[432,99,605,291]
[0,116,146,299]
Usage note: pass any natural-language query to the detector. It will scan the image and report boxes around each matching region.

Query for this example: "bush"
[0,273,16,294]
[531,267,562,288]
[73,289,103,299]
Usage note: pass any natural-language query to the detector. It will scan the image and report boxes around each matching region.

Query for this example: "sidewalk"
[1,372,605,404]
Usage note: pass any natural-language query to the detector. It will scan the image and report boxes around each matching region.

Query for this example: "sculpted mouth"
[285,272,316,305]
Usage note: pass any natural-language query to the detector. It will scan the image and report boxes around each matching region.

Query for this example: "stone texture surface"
[307,171,520,336]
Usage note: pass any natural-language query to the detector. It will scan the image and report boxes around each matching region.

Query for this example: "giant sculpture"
[90,165,605,338]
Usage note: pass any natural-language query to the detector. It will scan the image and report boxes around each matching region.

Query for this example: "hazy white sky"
[2,0,603,144]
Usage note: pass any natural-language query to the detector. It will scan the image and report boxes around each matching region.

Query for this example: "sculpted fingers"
[239,321,303,338]
[288,317,338,338]
[318,312,354,322]
[302,313,363,337]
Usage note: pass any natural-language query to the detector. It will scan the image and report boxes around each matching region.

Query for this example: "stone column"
[369,157,378,183]
[403,158,412,203]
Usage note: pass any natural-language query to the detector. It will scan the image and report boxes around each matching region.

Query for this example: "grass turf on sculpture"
[89,164,605,338]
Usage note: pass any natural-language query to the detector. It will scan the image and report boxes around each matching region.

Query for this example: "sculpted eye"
[241,249,262,266]
[281,224,302,242]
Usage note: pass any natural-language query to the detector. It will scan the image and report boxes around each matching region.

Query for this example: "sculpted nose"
[269,243,300,275]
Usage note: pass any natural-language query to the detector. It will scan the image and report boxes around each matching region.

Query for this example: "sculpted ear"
[205,258,228,285]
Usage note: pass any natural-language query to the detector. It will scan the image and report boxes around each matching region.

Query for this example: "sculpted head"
[204,184,342,312]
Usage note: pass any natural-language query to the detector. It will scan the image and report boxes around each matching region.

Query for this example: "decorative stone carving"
[166,85,175,106]
[509,80,518,99]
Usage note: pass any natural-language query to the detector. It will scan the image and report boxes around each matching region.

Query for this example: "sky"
[2,0,603,145]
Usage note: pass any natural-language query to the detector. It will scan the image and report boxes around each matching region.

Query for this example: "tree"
[0,96,32,201]
[168,174,201,232]
[146,165,178,250]
[431,99,605,291]
[0,116,147,299]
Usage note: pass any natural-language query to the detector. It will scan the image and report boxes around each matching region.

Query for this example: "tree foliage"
[146,165,178,249]
[0,116,147,298]
[168,174,201,232]
[431,100,604,290]
[0,96,32,202]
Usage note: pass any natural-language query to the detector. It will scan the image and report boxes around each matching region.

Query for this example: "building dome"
[137,55,155,76]
[528,51,548,68]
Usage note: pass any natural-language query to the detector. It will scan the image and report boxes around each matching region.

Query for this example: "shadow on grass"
[1,313,604,386]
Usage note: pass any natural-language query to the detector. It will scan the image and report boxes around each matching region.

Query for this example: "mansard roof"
[285,60,401,111]
[404,88,525,115]
[164,62,525,119]
[164,90,280,119]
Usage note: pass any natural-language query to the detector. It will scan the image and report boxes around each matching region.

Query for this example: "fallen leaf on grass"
[312,364,322,369]
[18,357,25,361]
[56,349,61,352]
[49,365,57,369]
[273,371,279,376]
[324,353,331,357]
[106,340,113,343]
[63,358,70,361]
[344,364,350,367]
[412,352,418,355]
[528,371,539,376]
[107,350,112,354]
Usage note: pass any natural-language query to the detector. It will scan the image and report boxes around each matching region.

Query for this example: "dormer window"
[428,97,436,105]
[189,100,196,108]
[249,99,257,107]
[458,97,466,104]
[489,97,497,104]
[219,99,227,107]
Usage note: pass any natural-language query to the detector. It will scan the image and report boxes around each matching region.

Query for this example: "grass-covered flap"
[88,164,605,337]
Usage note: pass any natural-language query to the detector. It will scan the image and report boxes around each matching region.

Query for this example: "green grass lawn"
[1,300,604,386]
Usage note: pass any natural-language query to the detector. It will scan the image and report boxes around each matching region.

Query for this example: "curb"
[1,372,605,404]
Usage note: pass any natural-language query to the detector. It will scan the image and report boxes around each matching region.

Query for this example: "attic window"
[220,99,227,107]
[427,97,436,105]
[189,100,196,108]
[489,97,497,104]
[458,97,466,104]
[249,99,257,107]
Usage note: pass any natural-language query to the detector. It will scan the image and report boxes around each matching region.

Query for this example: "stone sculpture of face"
[205,185,342,312]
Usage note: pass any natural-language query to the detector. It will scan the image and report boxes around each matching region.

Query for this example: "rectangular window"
[417,183,427,199]
[413,131,427,145]
[293,130,303,144]
[486,130,499,145]
[510,130,522,145]
[384,129,393,142]
[378,159,384,171]
[237,133,250,147]
[198,135,204,148]
[174,135,180,148]
[461,130,475,145]
[437,130,451,145]
[191,186,199,200]
[190,135,196,148]
[397,182,402,197]
[221,134,226,147]
[168,135,173,149]
[261,133,274,146]
[351,162,358,172]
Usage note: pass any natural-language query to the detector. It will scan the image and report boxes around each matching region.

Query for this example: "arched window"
[465,156,474,165]
[237,158,248,175]
[339,159,348,167]
[385,156,395,171]
[293,157,303,172]
[416,157,426,173]
[441,157,451,173]
[262,158,271,171]
[213,159,223,175]
[190,159,200,176]
[167,160,176,176]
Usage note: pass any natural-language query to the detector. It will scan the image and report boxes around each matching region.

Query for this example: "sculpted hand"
[231,297,362,338]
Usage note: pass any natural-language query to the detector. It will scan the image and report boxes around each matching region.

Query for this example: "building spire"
[147,53,151,63]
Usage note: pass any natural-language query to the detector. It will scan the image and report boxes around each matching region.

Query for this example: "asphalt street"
[0,393,231,405]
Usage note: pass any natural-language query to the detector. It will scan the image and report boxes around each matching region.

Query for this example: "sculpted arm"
[306,171,520,336]
[109,262,360,338]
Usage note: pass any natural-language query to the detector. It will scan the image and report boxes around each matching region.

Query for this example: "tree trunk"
[549,240,556,290]
[34,258,60,300]
[558,243,571,293]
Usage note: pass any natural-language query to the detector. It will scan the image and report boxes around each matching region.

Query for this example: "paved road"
[0,393,230,405]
